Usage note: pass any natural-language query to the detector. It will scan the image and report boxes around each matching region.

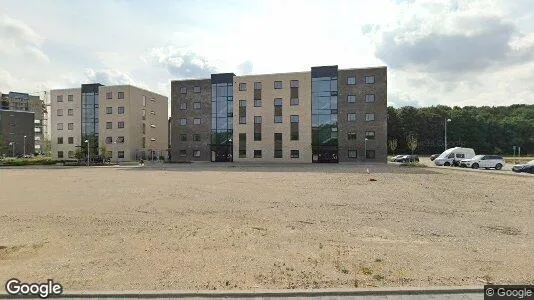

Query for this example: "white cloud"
[0,14,49,63]
[84,68,142,87]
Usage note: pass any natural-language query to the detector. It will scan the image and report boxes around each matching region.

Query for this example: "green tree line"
[388,104,534,156]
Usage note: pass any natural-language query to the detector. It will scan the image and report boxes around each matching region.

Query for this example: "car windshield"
[437,150,452,158]
[472,155,484,160]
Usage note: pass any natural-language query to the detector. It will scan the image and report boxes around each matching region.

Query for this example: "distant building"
[170,65,387,163]
[1,92,46,154]
[49,84,168,161]
[0,109,35,156]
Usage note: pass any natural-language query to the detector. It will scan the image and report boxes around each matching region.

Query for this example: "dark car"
[512,160,534,174]
[429,154,439,161]
[395,155,419,163]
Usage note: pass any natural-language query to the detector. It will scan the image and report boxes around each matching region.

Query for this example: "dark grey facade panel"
[81,83,103,93]
[170,79,212,162]
[210,73,235,84]
[0,110,35,156]
[311,66,338,78]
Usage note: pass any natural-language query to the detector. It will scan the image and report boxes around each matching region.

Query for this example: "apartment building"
[0,109,35,156]
[50,84,168,161]
[170,65,387,163]
[1,92,46,154]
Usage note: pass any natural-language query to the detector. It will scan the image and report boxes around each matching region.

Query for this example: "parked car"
[390,155,406,162]
[402,155,420,163]
[512,160,534,174]
[460,155,505,170]
[434,147,476,166]
[429,154,439,161]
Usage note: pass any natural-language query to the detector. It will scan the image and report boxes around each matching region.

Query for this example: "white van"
[434,147,476,166]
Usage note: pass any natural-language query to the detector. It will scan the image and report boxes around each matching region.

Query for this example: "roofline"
[0,109,35,114]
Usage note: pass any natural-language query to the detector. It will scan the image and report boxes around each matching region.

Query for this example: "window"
[347,113,356,122]
[68,137,74,144]
[290,115,299,141]
[348,150,357,158]
[180,118,187,126]
[366,150,376,159]
[254,150,262,158]
[254,116,262,141]
[274,98,282,123]
[290,98,299,106]
[57,123,63,130]
[55,95,64,102]
[57,137,63,144]
[239,100,246,107]
[118,92,124,99]
[193,134,200,141]
[105,137,112,144]
[118,107,125,114]
[194,86,201,93]
[365,113,375,121]
[365,76,375,84]
[347,95,356,103]
[254,100,262,107]
[180,103,187,110]
[68,151,74,158]
[254,82,262,90]
[274,150,283,158]
[57,109,63,116]
[347,77,356,85]
[142,123,146,134]
[239,150,246,158]
[68,95,73,102]
[106,107,113,114]
[57,151,64,158]
[118,121,125,128]
[274,81,283,89]
[180,134,187,141]
[142,96,146,107]
[348,132,357,140]
[193,102,201,109]
[141,109,146,120]
[274,133,283,158]
[239,83,247,91]
[365,94,375,103]
[193,150,201,157]
[106,122,112,129]
[118,151,125,159]
[68,123,74,130]
[106,92,112,99]
[193,118,201,125]
[290,150,299,158]
[290,80,299,88]
[67,109,73,116]
[117,136,125,143]
[365,131,375,140]
[180,87,187,94]
[179,150,187,157]
[239,116,246,124]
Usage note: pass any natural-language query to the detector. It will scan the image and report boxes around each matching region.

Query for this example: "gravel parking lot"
[1,163,533,292]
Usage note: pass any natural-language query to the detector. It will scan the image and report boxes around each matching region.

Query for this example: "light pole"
[364,138,368,159]
[85,139,89,166]
[23,135,27,157]
[9,142,15,157]
[444,118,452,150]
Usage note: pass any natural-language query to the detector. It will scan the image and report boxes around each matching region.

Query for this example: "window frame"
[117,92,125,99]
[347,113,356,122]
[253,150,262,158]
[239,83,247,91]
[347,76,356,85]
[274,81,283,89]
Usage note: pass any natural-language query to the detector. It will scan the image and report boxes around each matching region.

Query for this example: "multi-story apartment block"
[50,84,168,161]
[1,92,46,154]
[170,65,387,163]
[0,109,35,157]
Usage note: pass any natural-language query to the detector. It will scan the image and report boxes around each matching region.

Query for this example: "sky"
[1,0,533,115]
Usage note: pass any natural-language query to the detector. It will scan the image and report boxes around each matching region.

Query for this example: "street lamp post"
[444,118,452,151]
[9,142,15,157]
[364,138,368,159]
[85,139,89,167]
[23,135,27,157]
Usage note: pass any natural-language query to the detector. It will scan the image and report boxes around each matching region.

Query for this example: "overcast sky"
[1,0,533,113]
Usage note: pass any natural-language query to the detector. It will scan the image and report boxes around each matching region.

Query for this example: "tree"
[388,139,398,155]
[99,145,109,160]
[406,134,418,155]
[42,138,52,157]
[74,149,84,159]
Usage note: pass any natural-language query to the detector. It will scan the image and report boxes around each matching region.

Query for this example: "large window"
[290,115,299,141]
[210,82,233,148]
[312,74,338,149]
[239,133,246,158]
[254,116,262,141]
[274,133,282,158]
[274,98,282,123]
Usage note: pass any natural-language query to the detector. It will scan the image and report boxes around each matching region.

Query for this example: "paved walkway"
[0,286,483,299]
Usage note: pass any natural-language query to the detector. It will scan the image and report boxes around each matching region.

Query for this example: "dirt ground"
[0,163,533,292]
